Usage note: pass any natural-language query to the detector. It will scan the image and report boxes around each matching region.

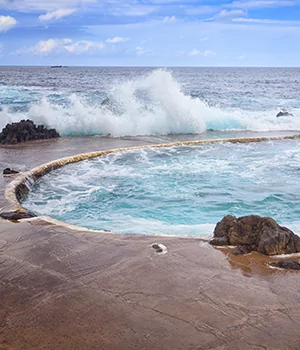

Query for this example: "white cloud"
[189,49,216,56]
[215,10,247,20]
[203,50,216,56]
[232,17,300,25]
[238,54,246,59]
[175,50,185,56]
[185,5,219,16]
[136,46,146,56]
[35,39,59,54]
[189,49,201,56]
[0,0,171,18]
[135,46,154,56]
[110,5,157,17]
[162,15,176,23]
[15,38,105,55]
[228,0,296,10]
[0,0,296,19]
[0,15,17,32]
[39,8,77,21]
[106,37,130,44]
[64,40,104,53]
[0,0,94,12]
[150,0,196,3]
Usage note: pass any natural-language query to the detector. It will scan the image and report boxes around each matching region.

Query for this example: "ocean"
[2,66,300,235]
[1,66,300,136]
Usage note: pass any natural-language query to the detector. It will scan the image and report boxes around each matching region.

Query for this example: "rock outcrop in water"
[101,97,112,106]
[100,97,121,115]
[269,260,300,270]
[276,110,293,118]
[0,119,60,144]
[3,168,19,175]
[210,215,300,256]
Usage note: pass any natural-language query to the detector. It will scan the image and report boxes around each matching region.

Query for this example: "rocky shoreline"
[0,119,59,144]
[210,214,300,270]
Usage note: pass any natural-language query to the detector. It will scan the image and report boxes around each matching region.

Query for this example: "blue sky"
[0,0,299,66]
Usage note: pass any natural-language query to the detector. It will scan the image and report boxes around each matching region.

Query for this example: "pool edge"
[4,134,300,235]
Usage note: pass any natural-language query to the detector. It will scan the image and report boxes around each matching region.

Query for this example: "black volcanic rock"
[3,168,19,175]
[0,119,60,144]
[210,215,300,256]
[101,97,111,106]
[269,260,300,270]
[276,111,293,118]
[0,211,36,221]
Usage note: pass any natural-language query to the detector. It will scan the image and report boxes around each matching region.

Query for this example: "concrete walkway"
[1,136,300,350]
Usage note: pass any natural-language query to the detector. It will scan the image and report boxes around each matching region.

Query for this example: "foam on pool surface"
[22,139,300,236]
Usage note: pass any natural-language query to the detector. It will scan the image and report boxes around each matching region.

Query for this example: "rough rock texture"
[0,119,60,144]
[210,215,300,256]
[3,168,19,175]
[0,211,36,221]
[270,260,300,270]
[276,111,293,118]
[101,97,111,106]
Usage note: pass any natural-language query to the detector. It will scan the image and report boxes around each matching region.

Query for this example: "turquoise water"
[23,139,300,236]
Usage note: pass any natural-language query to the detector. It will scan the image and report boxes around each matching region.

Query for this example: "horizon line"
[0,65,299,69]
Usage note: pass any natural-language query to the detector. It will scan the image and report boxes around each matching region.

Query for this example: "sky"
[0,0,299,66]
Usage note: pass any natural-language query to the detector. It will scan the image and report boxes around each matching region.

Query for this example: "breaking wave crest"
[0,69,299,136]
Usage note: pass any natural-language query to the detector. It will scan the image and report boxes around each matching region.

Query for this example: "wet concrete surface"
[1,135,300,350]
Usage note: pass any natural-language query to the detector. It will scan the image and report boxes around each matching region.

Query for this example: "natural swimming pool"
[22,139,300,236]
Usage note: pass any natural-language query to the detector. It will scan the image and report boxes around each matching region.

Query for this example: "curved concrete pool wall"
[4,134,300,230]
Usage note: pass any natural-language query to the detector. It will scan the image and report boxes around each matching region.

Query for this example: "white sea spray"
[1,69,300,136]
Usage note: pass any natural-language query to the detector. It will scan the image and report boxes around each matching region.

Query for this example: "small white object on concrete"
[152,243,167,254]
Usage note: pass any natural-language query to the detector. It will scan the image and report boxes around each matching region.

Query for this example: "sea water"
[1,67,300,135]
[22,140,300,236]
[1,66,300,235]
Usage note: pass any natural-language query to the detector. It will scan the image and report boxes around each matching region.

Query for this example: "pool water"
[23,139,300,236]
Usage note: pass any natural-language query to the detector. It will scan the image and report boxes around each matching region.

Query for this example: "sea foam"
[0,69,299,136]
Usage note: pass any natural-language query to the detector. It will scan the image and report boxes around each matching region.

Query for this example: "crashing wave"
[0,69,299,136]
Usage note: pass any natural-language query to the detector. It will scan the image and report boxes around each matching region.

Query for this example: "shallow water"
[22,138,300,236]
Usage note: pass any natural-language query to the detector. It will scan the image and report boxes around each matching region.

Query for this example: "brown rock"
[209,236,229,246]
[210,215,300,256]
[231,244,254,255]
